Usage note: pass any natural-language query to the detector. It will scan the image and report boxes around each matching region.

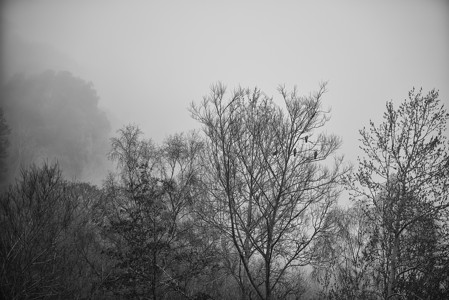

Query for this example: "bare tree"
[312,204,379,300]
[102,125,216,299]
[0,163,103,299]
[346,88,449,299]
[191,83,348,300]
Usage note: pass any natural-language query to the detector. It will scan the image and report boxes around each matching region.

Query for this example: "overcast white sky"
[2,0,449,169]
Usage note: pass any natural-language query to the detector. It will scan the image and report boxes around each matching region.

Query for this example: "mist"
[1,1,448,299]
[1,0,448,190]
[0,17,119,185]
[0,70,112,185]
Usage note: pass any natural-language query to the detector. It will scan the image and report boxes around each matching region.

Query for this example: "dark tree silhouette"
[0,163,103,299]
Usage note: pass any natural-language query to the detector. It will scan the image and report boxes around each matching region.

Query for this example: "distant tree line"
[0,71,110,187]
[0,74,448,299]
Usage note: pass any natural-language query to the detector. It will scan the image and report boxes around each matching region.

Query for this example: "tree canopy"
[1,83,447,300]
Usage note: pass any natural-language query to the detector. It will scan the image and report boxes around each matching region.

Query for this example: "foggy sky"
[1,0,449,185]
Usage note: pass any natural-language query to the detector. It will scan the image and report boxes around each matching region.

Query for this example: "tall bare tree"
[346,88,449,299]
[191,83,348,300]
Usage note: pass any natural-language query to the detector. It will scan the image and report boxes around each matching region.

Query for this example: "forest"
[0,71,448,300]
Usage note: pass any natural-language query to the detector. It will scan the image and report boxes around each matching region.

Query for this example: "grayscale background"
[2,0,448,185]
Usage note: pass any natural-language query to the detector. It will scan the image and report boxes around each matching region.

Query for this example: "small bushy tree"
[101,125,216,299]
[0,163,103,299]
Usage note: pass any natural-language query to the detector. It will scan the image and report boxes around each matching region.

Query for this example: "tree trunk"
[152,217,157,300]
[265,261,271,300]
[387,234,399,300]
[265,225,272,300]
[242,194,253,300]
